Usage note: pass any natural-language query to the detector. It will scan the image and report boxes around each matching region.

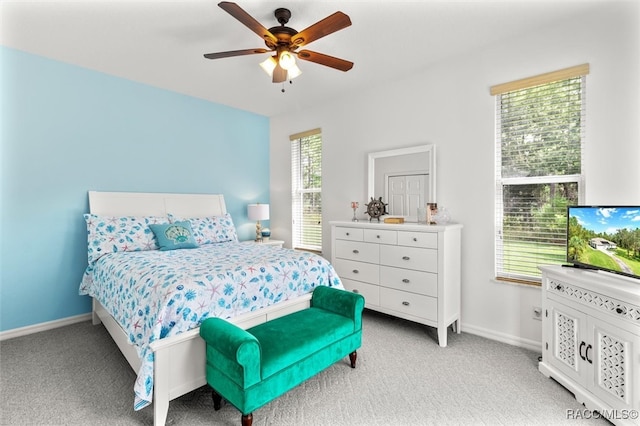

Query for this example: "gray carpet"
[1,310,609,426]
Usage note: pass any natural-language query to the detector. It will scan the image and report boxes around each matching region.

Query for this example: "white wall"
[270,4,640,349]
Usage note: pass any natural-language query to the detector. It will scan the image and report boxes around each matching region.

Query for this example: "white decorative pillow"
[83,214,169,264]
[168,213,239,245]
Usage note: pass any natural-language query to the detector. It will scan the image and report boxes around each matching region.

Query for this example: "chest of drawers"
[538,266,640,425]
[330,221,462,347]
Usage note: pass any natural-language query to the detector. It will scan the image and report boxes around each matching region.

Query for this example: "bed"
[79,191,343,426]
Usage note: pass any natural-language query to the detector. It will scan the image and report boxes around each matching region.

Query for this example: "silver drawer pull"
[376,235,381,239]
[353,249,359,254]
[345,232,350,236]
[352,269,359,274]
[402,301,410,306]
[402,279,410,283]
[402,256,410,261]
[413,237,417,242]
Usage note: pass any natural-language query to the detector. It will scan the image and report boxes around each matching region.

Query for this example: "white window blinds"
[291,129,322,252]
[492,65,588,285]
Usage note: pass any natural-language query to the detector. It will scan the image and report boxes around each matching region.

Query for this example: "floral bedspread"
[79,242,343,410]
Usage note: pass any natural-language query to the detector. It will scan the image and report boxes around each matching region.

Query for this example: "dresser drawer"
[333,258,379,285]
[380,245,438,273]
[380,266,437,297]
[379,287,437,321]
[341,278,380,306]
[334,227,364,241]
[335,240,379,263]
[398,231,437,249]
[364,229,397,245]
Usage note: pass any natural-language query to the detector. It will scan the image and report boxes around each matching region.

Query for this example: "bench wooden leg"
[212,387,252,425]
[349,351,357,368]
[211,389,222,411]
[241,413,253,426]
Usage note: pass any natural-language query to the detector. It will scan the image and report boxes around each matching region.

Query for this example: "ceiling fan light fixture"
[278,50,296,70]
[259,56,277,76]
[287,63,302,80]
[260,55,301,81]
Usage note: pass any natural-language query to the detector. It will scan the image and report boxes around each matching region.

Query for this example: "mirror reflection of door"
[387,173,428,220]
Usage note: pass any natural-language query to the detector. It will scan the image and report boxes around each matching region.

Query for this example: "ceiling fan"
[204,2,354,83]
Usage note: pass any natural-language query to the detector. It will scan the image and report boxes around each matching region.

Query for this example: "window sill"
[294,247,322,255]
[491,276,542,288]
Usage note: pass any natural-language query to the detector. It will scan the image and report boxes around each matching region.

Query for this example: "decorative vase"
[350,201,359,222]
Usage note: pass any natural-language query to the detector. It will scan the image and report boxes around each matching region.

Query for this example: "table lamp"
[247,203,270,242]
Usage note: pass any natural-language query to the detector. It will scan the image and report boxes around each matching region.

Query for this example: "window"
[291,128,322,252]
[491,64,589,285]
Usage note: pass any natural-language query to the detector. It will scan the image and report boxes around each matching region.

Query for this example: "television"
[566,206,640,280]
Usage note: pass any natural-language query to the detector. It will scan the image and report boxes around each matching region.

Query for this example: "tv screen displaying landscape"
[567,206,640,280]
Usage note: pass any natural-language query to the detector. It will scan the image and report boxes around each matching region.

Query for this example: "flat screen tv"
[566,206,640,280]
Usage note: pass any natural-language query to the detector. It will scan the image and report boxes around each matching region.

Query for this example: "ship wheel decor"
[365,197,388,222]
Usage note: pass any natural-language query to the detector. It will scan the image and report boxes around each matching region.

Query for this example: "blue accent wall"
[0,47,270,332]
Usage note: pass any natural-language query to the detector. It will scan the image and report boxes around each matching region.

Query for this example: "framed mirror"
[367,144,436,222]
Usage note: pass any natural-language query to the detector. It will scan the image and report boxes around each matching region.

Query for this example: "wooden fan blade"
[291,12,352,47]
[218,2,277,44]
[204,48,269,60]
[272,63,287,83]
[297,50,354,72]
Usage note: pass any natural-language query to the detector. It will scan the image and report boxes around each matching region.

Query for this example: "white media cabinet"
[539,265,640,425]
[330,220,462,347]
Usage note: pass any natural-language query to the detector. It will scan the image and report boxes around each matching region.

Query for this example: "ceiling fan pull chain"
[281,80,294,93]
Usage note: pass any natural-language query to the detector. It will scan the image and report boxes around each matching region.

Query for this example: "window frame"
[290,128,323,252]
[492,65,588,286]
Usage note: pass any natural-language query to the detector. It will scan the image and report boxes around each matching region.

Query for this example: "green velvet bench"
[199,285,365,426]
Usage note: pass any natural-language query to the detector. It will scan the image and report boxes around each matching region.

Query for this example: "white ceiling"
[1,0,609,117]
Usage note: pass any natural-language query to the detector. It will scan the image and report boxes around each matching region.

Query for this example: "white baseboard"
[1,314,543,353]
[461,322,542,353]
[0,313,92,341]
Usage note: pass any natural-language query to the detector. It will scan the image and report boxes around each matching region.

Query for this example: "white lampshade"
[259,56,277,76]
[278,51,296,70]
[259,55,302,81]
[248,204,270,221]
[286,63,302,80]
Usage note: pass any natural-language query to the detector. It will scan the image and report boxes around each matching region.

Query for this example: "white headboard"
[88,191,227,217]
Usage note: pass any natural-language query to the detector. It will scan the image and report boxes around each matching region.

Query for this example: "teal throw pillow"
[149,221,199,251]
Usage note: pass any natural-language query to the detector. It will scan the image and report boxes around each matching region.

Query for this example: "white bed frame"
[88,191,311,426]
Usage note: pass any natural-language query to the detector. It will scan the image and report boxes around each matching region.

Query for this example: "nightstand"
[241,239,284,248]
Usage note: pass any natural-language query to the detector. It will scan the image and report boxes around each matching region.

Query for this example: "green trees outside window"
[496,76,585,283]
